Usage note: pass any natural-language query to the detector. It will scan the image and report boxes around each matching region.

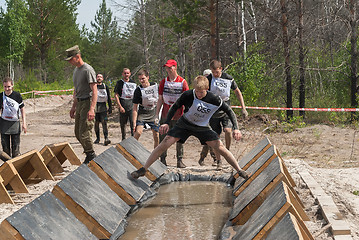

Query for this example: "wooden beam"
[52,185,110,239]
[115,144,156,181]
[88,161,136,205]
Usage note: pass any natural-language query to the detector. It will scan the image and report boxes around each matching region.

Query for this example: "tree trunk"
[349,0,358,118]
[140,0,150,70]
[241,0,247,54]
[177,33,186,77]
[298,0,305,118]
[209,0,217,60]
[235,2,243,52]
[280,0,293,119]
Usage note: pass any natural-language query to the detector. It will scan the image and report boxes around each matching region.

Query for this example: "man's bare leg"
[224,128,232,150]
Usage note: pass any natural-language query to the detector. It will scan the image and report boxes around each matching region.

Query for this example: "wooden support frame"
[0,219,24,240]
[252,183,313,240]
[39,146,64,174]
[88,161,136,205]
[52,185,110,239]
[115,144,157,181]
[6,150,54,183]
[0,162,28,204]
[234,150,296,197]
[45,142,81,165]
[0,174,14,204]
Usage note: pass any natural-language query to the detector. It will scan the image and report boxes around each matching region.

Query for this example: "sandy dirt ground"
[1,95,359,239]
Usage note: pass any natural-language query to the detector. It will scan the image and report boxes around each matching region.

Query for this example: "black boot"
[160,156,167,166]
[104,138,111,146]
[177,158,186,168]
[94,131,100,144]
[84,151,96,164]
[131,167,146,179]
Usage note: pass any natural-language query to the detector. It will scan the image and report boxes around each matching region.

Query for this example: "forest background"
[1,0,359,123]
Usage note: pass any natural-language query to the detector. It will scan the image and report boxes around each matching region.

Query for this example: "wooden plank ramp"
[0,191,97,240]
[116,137,167,181]
[88,147,153,205]
[230,156,307,226]
[232,181,313,240]
[52,164,131,239]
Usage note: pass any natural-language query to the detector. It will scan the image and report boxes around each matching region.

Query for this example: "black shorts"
[95,112,108,122]
[167,125,219,145]
[209,115,233,135]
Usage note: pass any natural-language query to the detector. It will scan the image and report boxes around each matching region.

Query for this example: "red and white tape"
[232,106,359,112]
[21,89,73,95]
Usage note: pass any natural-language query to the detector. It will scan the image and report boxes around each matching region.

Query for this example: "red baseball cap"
[163,59,177,67]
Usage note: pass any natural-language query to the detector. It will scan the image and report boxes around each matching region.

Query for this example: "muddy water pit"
[121,181,232,239]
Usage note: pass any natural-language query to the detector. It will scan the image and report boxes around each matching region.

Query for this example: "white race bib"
[184,90,221,126]
[162,79,183,105]
[141,84,158,110]
[210,77,232,101]
[1,94,20,121]
[121,81,137,99]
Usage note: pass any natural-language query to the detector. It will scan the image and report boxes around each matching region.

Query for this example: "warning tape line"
[34,93,73,97]
[21,89,359,112]
[232,106,359,112]
[21,89,74,95]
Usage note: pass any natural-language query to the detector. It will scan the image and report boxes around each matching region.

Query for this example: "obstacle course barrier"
[232,182,313,240]
[88,147,153,205]
[0,142,81,204]
[0,191,97,239]
[116,137,167,181]
[0,137,333,239]
[0,138,166,239]
[52,165,131,239]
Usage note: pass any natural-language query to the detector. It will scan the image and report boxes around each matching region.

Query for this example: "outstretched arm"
[234,88,248,118]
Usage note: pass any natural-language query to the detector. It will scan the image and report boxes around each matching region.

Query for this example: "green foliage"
[159,0,207,34]
[227,42,268,106]
[0,0,30,64]
[14,69,73,99]
[86,0,121,79]
[264,114,306,133]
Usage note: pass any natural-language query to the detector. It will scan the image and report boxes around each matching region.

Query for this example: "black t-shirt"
[0,91,24,134]
[114,79,136,111]
[133,82,158,121]
[96,83,112,113]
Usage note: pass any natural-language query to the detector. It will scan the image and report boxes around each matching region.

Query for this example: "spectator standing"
[156,59,189,168]
[94,73,112,146]
[114,68,136,140]
[66,45,97,164]
[0,77,27,158]
[132,69,159,148]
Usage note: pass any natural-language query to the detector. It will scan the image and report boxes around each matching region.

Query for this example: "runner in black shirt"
[131,75,249,180]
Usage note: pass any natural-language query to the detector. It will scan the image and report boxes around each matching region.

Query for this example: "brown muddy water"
[120,181,232,240]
